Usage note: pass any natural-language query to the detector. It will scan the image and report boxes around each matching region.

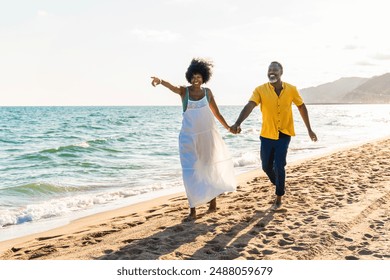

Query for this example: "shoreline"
[2,134,387,243]
[1,136,389,259]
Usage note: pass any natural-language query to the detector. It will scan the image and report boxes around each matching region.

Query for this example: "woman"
[151,58,236,221]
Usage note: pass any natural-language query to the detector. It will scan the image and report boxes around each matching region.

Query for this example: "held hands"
[229,124,242,134]
[151,76,162,87]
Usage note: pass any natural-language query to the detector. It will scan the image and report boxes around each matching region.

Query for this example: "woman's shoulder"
[179,86,188,95]
[202,87,213,93]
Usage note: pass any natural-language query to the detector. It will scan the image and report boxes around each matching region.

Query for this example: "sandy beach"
[0,138,389,260]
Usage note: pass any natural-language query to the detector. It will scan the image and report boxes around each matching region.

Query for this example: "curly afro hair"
[185,58,213,84]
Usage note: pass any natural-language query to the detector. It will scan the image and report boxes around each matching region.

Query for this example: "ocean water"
[0,105,389,241]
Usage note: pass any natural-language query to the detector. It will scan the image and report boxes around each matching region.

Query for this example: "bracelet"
[160,79,163,85]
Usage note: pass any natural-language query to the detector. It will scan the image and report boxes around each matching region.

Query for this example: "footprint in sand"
[248,247,262,255]
[28,245,57,259]
[345,256,359,260]
[228,205,236,210]
[255,222,266,228]
[363,233,373,239]
[73,230,90,234]
[290,246,306,251]
[278,239,294,246]
[146,213,163,220]
[331,231,344,239]
[264,231,277,237]
[210,245,225,252]
[303,217,314,224]
[206,217,219,223]
[172,225,184,232]
[317,214,330,220]
[358,249,373,256]
[128,248,144,255]
[87,230,118,238]
[10,247,22,253]
[36,235,63,241]
[125,220,145,227]
[308,209,319,215]
[163,208,180,214]
[347,245,357,251]
[244,204,255,210]
[81,239,97,246]
[262,249,275,255]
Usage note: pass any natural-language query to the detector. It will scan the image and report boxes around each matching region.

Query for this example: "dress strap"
[182,87,189,112]
[204,88,210,103]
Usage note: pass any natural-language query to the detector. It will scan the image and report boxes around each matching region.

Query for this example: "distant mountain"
[299,73,390,104]
[299,77,368,104]
[342,73,390,103]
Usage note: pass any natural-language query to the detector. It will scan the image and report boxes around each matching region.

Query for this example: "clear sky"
[1,0,389,106]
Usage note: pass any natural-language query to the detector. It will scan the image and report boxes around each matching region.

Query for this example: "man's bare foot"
[272,202,282,210]
[184,208,196,222]
[208,198,217,212]
[272,196,282,210]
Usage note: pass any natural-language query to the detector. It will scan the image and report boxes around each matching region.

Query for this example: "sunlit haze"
[1,0,389,106]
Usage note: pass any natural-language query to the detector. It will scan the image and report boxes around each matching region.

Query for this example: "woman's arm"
[207,89,230,131]
[151,76,184,96]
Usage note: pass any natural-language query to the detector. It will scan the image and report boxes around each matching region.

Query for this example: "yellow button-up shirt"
[249,82,304,140]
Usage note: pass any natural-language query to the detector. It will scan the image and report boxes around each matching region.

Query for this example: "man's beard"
[268,75,277,83]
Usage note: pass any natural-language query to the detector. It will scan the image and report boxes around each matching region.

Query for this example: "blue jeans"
[260,134,291,196]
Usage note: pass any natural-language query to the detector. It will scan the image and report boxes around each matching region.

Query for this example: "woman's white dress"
[179,88,236,208]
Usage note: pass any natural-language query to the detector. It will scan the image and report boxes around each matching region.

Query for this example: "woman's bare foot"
[184,208,196,222]
[208,198,217,212]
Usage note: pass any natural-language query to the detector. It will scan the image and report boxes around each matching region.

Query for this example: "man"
[230,61,317,209]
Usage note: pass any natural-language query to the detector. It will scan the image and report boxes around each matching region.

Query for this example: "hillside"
[299,77,368,104]
[342,73,390,103]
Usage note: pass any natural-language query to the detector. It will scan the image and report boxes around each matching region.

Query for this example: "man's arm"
[230,101,257,134]
[297,103,317,141]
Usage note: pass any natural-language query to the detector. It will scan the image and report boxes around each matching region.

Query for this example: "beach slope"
[1,138,389,260]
